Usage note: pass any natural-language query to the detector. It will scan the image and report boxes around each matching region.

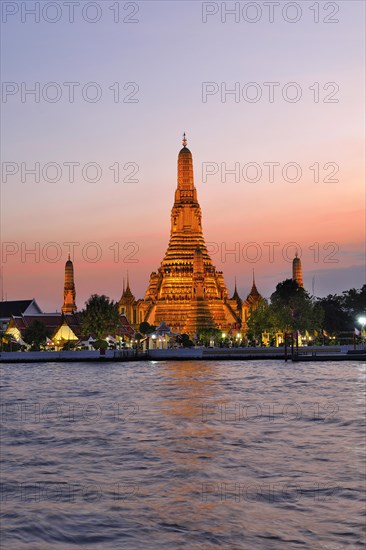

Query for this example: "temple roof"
[245,272,262,304]
[231,279,242,305]
[250,280,260,296]
[116,315,135,338]
[0,299,42,319]
[123,286,135,300]
[120,272,135,302]
[123,274,134,297]
[9,313,80,334]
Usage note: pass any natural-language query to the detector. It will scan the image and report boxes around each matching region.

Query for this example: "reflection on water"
[1,360,365,549]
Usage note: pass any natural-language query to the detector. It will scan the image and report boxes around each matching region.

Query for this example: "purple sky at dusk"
[1,0,365,311]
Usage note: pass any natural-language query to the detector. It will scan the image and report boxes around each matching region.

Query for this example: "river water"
[0,360,365,549]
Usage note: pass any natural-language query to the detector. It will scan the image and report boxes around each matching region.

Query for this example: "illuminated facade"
[136,135,243,334]
[118,136,264,336]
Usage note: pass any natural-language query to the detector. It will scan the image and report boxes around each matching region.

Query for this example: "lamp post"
[358,316,366,347]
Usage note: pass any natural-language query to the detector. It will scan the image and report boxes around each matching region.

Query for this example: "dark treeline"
[247,281,366,344]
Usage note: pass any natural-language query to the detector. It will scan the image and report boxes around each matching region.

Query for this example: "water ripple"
[1,360,364,549]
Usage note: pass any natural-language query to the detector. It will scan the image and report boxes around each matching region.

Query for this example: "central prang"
[139,135,241,334]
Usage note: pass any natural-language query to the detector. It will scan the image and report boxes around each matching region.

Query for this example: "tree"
[80,295,120,340]
[62,341,76,351]
[271,279,305,305]
[315,285,365,339]
[176,333,194,348]
[197,328,221,346]
[317,294,351,334]
[270,279,323,334]
[247,300,273,343]
[341,285,366,321]
[23,320,50,350]
[139,322,156,335]
[93,339,108,351]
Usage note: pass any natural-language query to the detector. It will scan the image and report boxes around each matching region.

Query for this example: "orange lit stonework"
[134,136,244,334]
[61,255,77,314]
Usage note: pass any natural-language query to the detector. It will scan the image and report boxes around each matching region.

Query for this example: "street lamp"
[358,316,366,346]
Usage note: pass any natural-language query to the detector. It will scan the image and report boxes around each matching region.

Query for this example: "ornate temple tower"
[242,271,263,331]
[143,135,240,334]
[61,255,77,314]
[118,274,137,324]
[292,252,304,288]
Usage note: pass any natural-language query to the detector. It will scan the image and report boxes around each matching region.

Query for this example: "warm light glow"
[358,316,366,326]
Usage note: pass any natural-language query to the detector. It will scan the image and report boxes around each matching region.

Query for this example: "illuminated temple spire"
[251,269,259,294]
[61,254,77,314]
[292,251,304,288]
[231,276,242,310]
[141,135,240,334]
[245,269,262,307]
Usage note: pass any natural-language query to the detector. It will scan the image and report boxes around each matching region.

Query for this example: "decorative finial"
[295,249,298,258]
[123,276,125,294]
[252,268,255,284]
[127,270,130,289]
[234,276,237,291]
[182,132,187,147]
[68,253,71,261]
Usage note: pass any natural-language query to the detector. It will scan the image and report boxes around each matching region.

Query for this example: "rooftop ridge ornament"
[182,132,187,147]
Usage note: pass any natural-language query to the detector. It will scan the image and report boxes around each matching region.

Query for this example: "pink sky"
[1,2,365,310]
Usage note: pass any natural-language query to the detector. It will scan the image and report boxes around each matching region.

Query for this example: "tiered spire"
[121,271,134,299]
[292,253,304,288]
[142,135,239,334]
[249,269,260,296]
[61,255,77,314]
[231,276,242,309]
